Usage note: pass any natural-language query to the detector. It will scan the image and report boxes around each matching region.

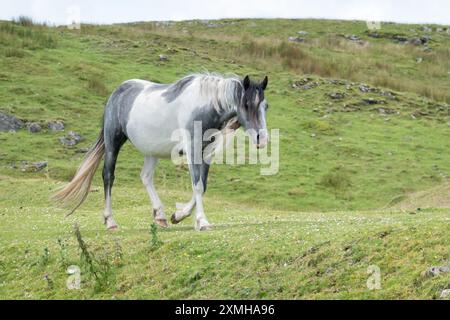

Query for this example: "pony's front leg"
[189,162,212,231]
[171,196,195,224]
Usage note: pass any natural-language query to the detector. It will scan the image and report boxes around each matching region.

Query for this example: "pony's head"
[237,75,269,149]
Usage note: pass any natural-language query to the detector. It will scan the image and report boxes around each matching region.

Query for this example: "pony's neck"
[218,108,237,126]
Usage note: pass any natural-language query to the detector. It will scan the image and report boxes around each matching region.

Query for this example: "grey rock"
[292,78,320,90]
[345,34,360,41]
[393,35,409,44]
[288,36,305,43]
[436,28,444,32]
[0,111,24,132]
[380,91,397,100]
[447,29,450,35]
[367,32,381,38]
[297,31,308,36]
[59,137,75,146]
[359,84,378,93]
[440,289,450,298]
[329,92,345,100]
[421,35,432,44]
[426,264,450,277]
[21,161,47,172]
[422,26,433,32]
[376,107,397,115]
[416,57,423,63]
[48,120,65,131]
[59,131,83,146]
[159,54,169,61]
[328,79,348,85]
[27,122,42,133]
[410,37,423,45]
[363,98,384,105]
[76,147,89,153]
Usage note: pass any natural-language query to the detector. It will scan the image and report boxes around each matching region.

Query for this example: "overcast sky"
[1,0,449,25]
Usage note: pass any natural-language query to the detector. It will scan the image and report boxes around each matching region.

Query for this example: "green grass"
[0,177,448,299]
[0,18,449,299]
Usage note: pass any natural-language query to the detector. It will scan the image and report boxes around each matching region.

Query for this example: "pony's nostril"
[256,134,260,144]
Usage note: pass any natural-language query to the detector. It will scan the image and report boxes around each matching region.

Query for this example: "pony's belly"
[126,123,179,157]
[126,100,182,158]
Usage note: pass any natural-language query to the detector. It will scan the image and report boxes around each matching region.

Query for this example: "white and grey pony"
[53,73,269,231]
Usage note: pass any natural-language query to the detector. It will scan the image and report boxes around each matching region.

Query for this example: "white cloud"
[0,0,449,25]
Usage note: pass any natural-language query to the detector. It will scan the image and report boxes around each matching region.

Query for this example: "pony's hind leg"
[141,156,168,228]
[102,134,127,230]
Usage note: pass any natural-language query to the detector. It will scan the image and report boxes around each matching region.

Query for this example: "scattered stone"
[292,78,320,90]
[21,161,48,172]
[59,131,83,146]
[425,264,450,277]
[359,84,378,93]
[363,98,384,105]
[407,36,431,46]
[410,37,423,46]
[76,147,89,153]
[367,32,381,39]
[159,54,169,61]
[27,122,41,133]
[375,107,397,115]
[422,26,433,33]
[421,35,432,44]
[328,92,345,100]
[436,28,444,32]
[440,289,450,298]
[447,29,450,35]
[47,120,65,131]
[380,91,397,100]
[416,57,423,63]
[393,35,409,44]
[345,34,360,41]
[288,36,305,43]
[328,79,348,85]
[297,31,308,36]
[0,111,24,132]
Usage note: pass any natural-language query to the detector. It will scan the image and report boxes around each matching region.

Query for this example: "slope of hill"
[0,18,449,299]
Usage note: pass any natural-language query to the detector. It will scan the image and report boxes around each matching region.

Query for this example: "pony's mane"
[183,72,243,112]
[176,73,243,159]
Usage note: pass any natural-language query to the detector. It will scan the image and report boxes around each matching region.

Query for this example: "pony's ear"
[261,76,268,90]
[243,75,250,90]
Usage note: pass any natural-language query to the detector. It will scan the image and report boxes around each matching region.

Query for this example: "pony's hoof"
[105,218,118,230]
[197,224,213,231]
[171,214,180,225]
[155,219,169,228]
[107,224,119,231]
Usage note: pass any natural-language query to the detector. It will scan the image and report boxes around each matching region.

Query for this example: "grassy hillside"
[0,18,449,299]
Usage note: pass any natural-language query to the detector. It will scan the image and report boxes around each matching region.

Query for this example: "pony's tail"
[52,129,105,216]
